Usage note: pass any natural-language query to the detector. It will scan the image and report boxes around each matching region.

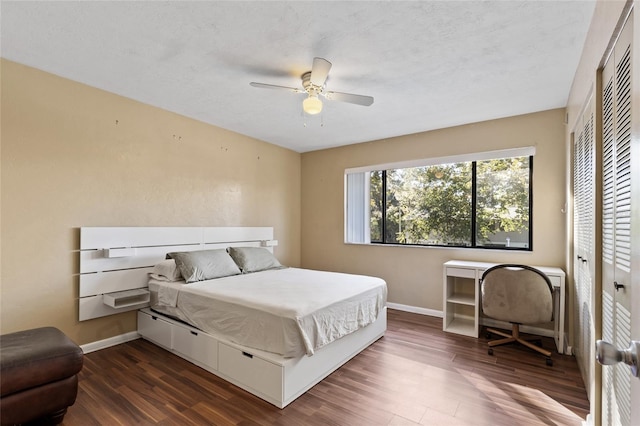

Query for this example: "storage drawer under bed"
[138,310,172,349]
[218,342,283,402]
[172,324,219,369]
[138,310,219,370]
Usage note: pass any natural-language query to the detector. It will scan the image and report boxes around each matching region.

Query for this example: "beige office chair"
[481,264,554,366]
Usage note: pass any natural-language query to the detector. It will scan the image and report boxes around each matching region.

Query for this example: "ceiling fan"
[249,57,374,115]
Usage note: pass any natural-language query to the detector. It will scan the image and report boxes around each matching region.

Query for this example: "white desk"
[443,260,566,354]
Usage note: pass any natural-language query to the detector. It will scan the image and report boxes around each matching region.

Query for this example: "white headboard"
[79,227,276,321]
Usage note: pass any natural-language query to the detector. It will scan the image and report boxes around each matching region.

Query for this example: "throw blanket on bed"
[149,267,387,357]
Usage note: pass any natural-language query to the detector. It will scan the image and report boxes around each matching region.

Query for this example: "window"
[345,148,533,250]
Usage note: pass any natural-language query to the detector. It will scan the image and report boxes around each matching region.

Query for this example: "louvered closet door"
[600,10,634,426]
[573,93,596,399]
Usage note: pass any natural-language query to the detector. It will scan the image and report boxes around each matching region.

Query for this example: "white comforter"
[149,268,387,358]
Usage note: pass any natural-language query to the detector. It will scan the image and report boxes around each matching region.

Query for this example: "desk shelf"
[446,294,475,306]
[443,317,477,337]
[443,266,479,337]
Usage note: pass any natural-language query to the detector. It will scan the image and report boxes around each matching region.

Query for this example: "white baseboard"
[386,303,555,339]
[80,331,140,354]
[387,302,443,318]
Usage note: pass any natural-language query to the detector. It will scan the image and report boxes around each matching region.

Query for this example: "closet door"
[573,94,596,401]
[600,11,634,426]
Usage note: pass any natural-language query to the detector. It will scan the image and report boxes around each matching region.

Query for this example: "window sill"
[344,241,532,253]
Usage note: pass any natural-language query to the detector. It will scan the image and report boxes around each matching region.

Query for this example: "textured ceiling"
[1,1,596,153]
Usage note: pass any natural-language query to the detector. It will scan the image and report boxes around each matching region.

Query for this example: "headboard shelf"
[103,289,151,309]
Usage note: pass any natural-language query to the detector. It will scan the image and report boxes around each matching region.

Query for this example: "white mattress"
[148,268,387,358]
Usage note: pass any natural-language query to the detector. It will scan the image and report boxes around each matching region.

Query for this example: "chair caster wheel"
[488,348,494,356]
[546,358,553,366]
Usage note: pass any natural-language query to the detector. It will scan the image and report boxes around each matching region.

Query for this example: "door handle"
[596,340,640,378]
[614,281,625,291]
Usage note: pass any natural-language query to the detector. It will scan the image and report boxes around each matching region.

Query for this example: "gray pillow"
[227,247,283,273]
[166,249,241,283]
[149,259,183,282]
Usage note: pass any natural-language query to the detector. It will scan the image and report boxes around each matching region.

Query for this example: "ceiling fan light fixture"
[303,94,323,115]
[250,57,373,115]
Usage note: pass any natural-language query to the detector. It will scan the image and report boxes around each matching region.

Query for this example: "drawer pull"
[151,316,158,320]
[242,351,253,359]
[190,330,198,336]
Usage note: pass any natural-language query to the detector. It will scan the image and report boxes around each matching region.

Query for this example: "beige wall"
[301,109,567,312]
[0,59,301,344]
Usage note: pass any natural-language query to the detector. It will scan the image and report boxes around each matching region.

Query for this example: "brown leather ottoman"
[1,327,83,425]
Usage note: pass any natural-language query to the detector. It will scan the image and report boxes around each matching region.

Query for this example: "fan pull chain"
[301,108,324,127]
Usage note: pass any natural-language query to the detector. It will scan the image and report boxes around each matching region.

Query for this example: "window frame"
[344,147,535,251]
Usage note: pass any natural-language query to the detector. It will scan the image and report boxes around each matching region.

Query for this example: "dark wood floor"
[63,310,589,425]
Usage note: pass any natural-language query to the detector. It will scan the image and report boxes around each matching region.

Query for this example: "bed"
[149,267,387,358]
[78,227,387,408]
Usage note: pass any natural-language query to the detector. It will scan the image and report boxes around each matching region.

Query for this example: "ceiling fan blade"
[324,91,374,106]
[249,82,305,93]
[310,57,332,86]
